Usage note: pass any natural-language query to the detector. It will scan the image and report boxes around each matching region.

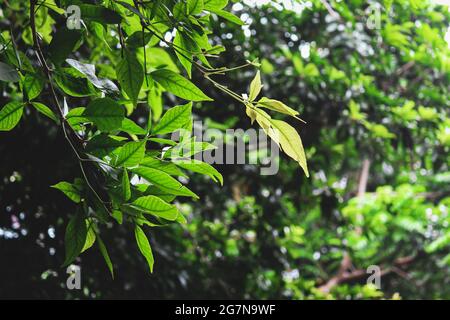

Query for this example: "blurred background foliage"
[1,0,449,299]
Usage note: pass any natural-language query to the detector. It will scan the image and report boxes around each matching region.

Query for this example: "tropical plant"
[0,0,308,276]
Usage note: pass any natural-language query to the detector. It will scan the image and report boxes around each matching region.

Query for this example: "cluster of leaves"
[175,182,448,299]
[0,0,308,276]
[146,0,448,299]
[0,0,448,300]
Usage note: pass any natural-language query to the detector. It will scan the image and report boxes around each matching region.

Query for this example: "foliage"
[0,0,449,300]
[0,0,307,276]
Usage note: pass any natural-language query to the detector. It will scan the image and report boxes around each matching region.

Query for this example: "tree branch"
[29,0,112,212]
[319,158,370,293]
[317,253,419,291]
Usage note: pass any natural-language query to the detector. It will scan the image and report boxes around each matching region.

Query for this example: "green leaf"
[141,157,187,177]
[114,139,146,167]
[146,48,179,73]
[51,181,82,203]
[84,98,125,131]
[85,134,125,158]
[23,73,44,100]
[166,139,216,159]
[304,63,320,78]
[67,107,90,130]
[366,123,396,139]
[129,195,179,221]
[116,1,146,19]
[204,0,228,10]
[187,0,204,15]
[209,9,244,25]
[31,102,58,122]
[151,69,212,101]
[135,226,154,273]
[112,210,123,225]
[126,31,153,48]
[0,61,19,82]
[79,4,122,24]
[0,101,24,131]
[173,31,194,78]
[148,137,178,146]
[63,213,87,267]
[54,68,96,97]
[174,159,223,185]
[81,220,96,253]
[253,107,273,134]
[426,231,450,253]
[148,87,163,122]
[248,71,262,101]
[117,51,144,106]
[141,187,177,203]
[152,103,192,135]
[269,119,309,177]
[122,169,131,201]
[97,236,114,279]
[42,0,65,14]
[132,167,199,198]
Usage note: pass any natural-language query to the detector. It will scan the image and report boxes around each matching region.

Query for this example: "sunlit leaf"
[51,181,82,203]
[174,159,223,185]
[63,213,87,267]
[128,195,179,221]
[122,169,131,201]
[114,139,147,167]
[31,102,58,122]
[152,103,192,135]
[151,69,212,101]
[135,226,154,273]
[0,101,24,131]
[117,51,144,107]
[132,167,199,198]
[84,98,125,131]
[269,119,309,177]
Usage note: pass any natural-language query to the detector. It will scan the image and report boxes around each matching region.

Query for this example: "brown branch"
[318,253,352,293]
[319,158,370,293]
[357,159,371,197]
[29,0,112,212]
[395,61,415,76]
[318,253,418,293]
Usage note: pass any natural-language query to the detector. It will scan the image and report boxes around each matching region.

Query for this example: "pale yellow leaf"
[269,119,309,177]
[257,97,305,122]
[245,104,257,124]
[248,71,262,101]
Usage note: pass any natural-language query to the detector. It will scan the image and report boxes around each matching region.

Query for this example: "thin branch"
[317,253,419,291]
[319,158,370,293]
[320,0,342,21]
[29,0,112,213]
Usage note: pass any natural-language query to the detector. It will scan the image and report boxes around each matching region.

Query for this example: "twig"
[318,158,370,293]
[29,0,112,213]
[320,0,342,21]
